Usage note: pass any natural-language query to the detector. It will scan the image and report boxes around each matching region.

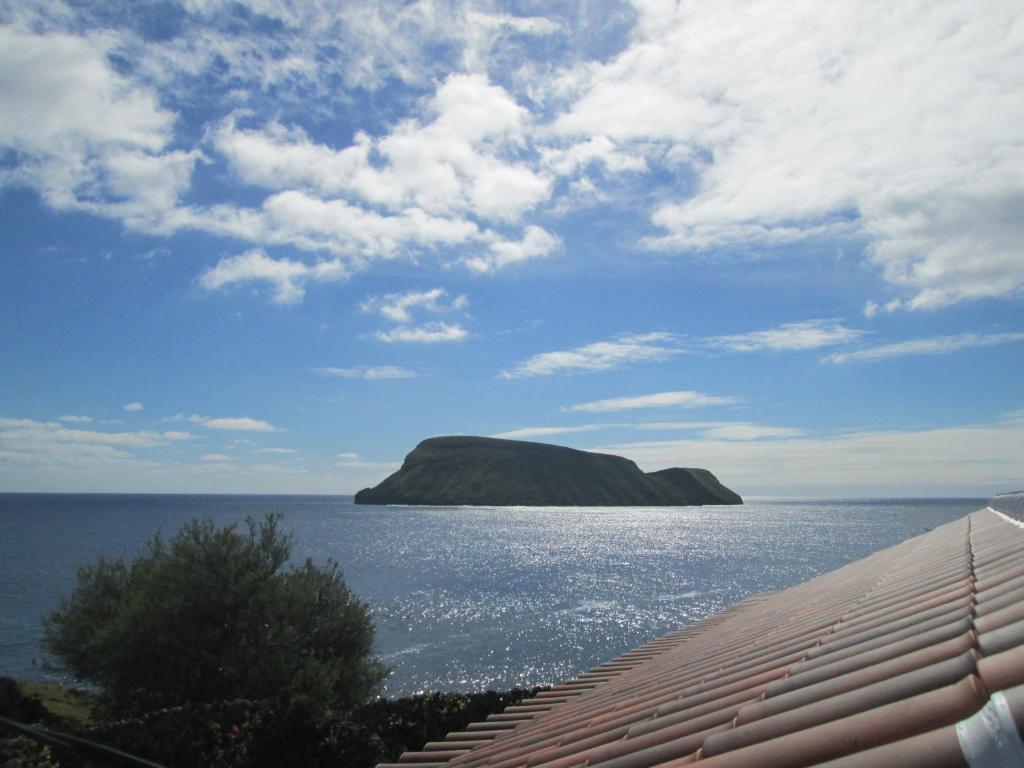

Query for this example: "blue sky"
[1,0,1022,495]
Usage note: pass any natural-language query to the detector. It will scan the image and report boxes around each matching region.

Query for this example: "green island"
[355,436,743,506]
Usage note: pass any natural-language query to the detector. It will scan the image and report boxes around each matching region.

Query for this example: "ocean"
[0,494,985,697]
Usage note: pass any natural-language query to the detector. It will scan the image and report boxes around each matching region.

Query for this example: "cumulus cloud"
[823,331,1024,365]
[361,288,467,323]
[200,74,553,272]
[566,391,742,413]
[2,24,550,282]
[463,226,560,273]
[708,321,866,353]
[316,366,418,380]
[6,1,1022,315]
[198,248,347,304]
[167,189,481,267]
[0,26,201,227]
[360,286,471,343]
[215,73,550,222]
[555,0,1024,309]
[58,415,93,423]
[501,332,683,379]
[374,322,468,344]
[200,454,232,462]
[542,135,648,177]
[123,402,144,412]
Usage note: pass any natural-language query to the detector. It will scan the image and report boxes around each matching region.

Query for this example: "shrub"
[44,514,387,718]
[76,687,546,768]
[352,688,547,761]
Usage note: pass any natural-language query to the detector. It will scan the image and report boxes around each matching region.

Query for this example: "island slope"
[354,436,742,506]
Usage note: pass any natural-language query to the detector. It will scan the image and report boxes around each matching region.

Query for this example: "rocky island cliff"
[354,436,742,506]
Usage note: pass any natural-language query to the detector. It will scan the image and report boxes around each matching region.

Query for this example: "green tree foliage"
[44,515,387,718]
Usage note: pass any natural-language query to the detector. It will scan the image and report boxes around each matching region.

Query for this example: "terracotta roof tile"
[380,504,1024,768]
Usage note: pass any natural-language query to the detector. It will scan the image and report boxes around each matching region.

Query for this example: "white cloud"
[0,416,193,450]
[58,415,93,423]
[864,298,906,318]
[253,448,297,455]
[0,414,381,494]
[316,366,418,380]
[542,135,649,177]
[823,331,1024,365]
[493,420,801,441]
[592,413,1024,495]
[554,1,1024,309]
[501,332,683,379]
[361,288,467,323]
[212,190,481,258]
[0,28,170,154]
[123,402,144,412]
[206,74,552,266]
[173,2,560,96]
[566,390,742,413]
[187,415,279,432]
[463,226,560,273]
[491,424,612,440]
[199,248,347,304]
[7,3,1022,314]
[3,24,549,281]
[700,424,805,441]
[709,320,866,353]
[0,26,201,228]
[374,322,468,344]
[200,454,232,462]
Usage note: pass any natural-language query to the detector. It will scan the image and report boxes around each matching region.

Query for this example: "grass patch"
[18,682,97,726]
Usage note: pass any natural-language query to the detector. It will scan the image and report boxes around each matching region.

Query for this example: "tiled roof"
[378,505,1024,768]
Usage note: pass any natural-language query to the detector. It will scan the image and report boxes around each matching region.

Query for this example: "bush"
[75,688,546,768]
[44,514,387,718]
[352,688,547,761]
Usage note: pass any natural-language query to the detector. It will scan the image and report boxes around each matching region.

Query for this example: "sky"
[1,0,1022,496]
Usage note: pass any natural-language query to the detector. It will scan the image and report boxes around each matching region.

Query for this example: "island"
[354,436,742,506]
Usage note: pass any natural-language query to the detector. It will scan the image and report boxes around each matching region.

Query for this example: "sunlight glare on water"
[0,494,983,696]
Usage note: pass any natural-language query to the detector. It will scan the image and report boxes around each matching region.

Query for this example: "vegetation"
[356,435,743,506]
[15,513,546,766]
[1,678,543,768]
[647,467,743,505]
[16,683,95,727]
[44,514,386,718]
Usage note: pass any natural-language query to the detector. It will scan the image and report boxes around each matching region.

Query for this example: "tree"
[44,515,387,717]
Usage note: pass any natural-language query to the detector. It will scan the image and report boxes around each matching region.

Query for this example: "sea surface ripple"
[0,495,982,696]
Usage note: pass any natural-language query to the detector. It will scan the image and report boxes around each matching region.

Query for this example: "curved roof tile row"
[378,505,1024,768]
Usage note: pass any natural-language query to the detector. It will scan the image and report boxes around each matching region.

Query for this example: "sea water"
[0,494,984,697]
